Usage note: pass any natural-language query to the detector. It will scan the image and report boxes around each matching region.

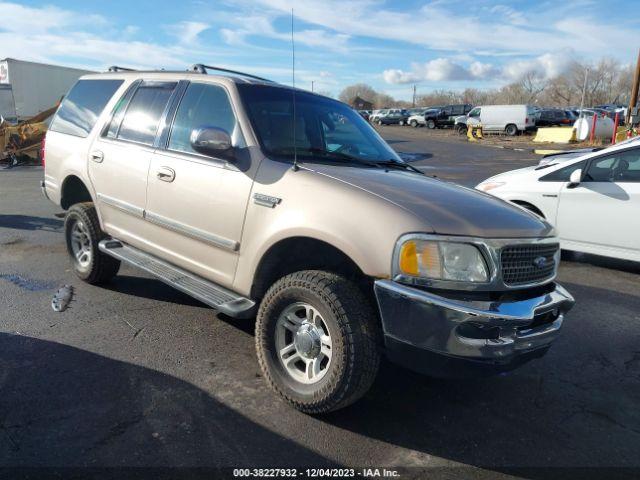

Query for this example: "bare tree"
[338,56,631,109]
[338,83,377,104]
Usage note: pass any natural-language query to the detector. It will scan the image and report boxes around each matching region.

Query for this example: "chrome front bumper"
[374,279,575,377]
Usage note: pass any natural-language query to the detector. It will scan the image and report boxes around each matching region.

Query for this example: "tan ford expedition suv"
[42,65,575,413]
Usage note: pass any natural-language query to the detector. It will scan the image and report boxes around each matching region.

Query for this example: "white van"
[464,105,537,136]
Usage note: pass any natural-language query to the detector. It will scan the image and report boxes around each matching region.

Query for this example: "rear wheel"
[410,120,418,128]
[426,119,436,129]
[505,124,518,136]
[455,123,467,135]
[64,202,120,284]
[255,271,380,414]
[398,119,405,126]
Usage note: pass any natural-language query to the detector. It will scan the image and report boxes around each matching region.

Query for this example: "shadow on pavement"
[0,215,62,232]
[0,333,332,470]
[320,281,640,475]
[103,275,210,308]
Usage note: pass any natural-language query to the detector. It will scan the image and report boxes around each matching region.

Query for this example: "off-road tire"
[64,202,120,284]
[255,270,381,414]
[426,119,436,129]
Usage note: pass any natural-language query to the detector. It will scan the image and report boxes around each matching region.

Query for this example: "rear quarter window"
[49,79,124,138]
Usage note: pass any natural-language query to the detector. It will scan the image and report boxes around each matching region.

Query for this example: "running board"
[99,239,255,318]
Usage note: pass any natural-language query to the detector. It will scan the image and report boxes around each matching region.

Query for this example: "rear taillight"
[40,134,46,167]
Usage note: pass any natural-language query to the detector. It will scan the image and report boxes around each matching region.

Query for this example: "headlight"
[396,238,489,283]
[476,181,505,192]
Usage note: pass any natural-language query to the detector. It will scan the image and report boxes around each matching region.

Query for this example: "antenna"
[291,8,299,171]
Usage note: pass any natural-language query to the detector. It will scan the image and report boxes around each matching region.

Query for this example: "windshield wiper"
[376,159,424,175]
[304,148,386,169]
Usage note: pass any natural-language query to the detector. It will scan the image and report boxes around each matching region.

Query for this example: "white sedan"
[476,142,640,262]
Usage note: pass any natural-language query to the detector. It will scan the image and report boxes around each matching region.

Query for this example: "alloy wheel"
[275,302,332,384]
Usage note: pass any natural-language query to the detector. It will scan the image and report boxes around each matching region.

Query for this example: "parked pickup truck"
[424,104,473,129]
[42,66,575,413]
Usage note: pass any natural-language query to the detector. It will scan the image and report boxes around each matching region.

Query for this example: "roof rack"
[107,66,136,72]
[189,64,272,82]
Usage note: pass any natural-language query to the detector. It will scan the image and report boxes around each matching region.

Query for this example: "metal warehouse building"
[0,58,92,123]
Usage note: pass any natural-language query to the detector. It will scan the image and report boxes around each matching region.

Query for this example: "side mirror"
[568,168,582,188]
[190,126,233,159]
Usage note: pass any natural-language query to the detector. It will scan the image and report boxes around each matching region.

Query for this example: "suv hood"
[306,163,554,238]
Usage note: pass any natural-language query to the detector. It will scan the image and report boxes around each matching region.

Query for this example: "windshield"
[237,84,400,164]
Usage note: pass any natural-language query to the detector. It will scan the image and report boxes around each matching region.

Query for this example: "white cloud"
[166,21,210,45]
[383,58,500,84]
[383,51,575,85]
[219,14,350,52]
[502,51,574,81]
[246,0,638,60]
[0,2,209,70]
[488,5,527,26]
[0,1,106,32]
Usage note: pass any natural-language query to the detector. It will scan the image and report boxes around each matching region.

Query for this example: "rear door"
[89,80,177,243]
[557,147,640,257]
[143,81,254,286]
[440,106,453,125]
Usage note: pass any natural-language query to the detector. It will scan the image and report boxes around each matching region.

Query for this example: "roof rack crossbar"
[107,66,137,72]
[189,64,272,82]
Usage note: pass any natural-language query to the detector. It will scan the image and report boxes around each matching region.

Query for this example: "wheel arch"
[250,236,371,301]
[511,199,545,218]
[60,174,95,210]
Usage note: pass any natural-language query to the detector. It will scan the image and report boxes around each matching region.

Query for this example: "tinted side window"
[584,156,616,182]
[168,83,239,155]
[117,82,176,145]
[615,149,640,183]
[49,79,123,138]
[540,161,586,182]
[585,148,640,183]
[469,108,481,118]
[104,83,137,139]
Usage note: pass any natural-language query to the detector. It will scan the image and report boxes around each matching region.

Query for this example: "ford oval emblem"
[533,256,547,269]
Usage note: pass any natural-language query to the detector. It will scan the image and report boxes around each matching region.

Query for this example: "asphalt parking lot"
[1,130,640,478]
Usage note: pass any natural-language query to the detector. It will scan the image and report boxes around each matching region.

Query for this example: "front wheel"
[410,120,418,128]
[64,202,120,284]
[255,271,381,414]
[426,119,436,129]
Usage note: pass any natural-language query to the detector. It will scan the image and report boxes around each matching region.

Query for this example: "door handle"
[156,166,175,182]
[90,150,104,163]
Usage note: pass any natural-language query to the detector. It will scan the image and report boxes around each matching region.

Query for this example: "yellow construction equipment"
[0,104,58,163]
[533,127,577,144]
[467,124,483,141]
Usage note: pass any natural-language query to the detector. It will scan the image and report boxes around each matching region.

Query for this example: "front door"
[144,82,255,287]
[557,147,640,257]
[89,80,177,243]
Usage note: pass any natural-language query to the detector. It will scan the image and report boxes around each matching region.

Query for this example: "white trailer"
[0,58,93,122]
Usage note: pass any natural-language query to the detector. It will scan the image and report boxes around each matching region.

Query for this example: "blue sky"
[1,0,639,100]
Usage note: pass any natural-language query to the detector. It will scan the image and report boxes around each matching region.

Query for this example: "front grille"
[500,243,559,286]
